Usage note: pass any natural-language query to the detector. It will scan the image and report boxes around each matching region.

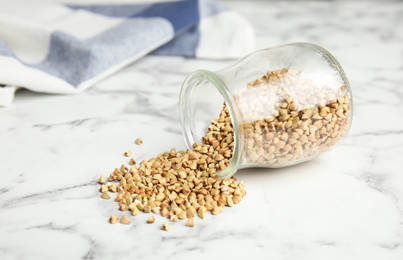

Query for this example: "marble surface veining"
[1,1,403,259]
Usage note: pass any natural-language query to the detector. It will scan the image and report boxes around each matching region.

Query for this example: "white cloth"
[0,0,255,106]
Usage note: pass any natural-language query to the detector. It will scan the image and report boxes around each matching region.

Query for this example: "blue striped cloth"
[0,0,254,106]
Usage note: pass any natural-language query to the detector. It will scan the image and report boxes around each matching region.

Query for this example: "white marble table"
[1,1,403,259]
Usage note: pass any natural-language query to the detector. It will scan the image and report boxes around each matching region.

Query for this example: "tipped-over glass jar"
[179,42,353,179]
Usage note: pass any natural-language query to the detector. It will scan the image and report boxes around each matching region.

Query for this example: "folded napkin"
[0,0,254,106]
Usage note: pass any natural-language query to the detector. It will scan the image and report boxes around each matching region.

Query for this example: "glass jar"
[179,42,353,179]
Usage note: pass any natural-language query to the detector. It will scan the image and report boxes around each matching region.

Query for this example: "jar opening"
[179,70,243,179]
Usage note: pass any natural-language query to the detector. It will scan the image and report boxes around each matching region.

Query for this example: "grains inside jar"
[237,68,351,166]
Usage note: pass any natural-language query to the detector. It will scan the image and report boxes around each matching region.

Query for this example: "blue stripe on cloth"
[29,17,174,86]
[67,0,200,33]
[67,3,152,17]
[151,0,229,57]
[152,24,199,57]
[198,0,228,17]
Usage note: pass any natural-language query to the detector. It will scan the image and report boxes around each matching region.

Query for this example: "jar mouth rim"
[179,69,242,179]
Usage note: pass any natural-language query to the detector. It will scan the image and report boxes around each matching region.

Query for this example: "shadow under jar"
[179,42,353,179]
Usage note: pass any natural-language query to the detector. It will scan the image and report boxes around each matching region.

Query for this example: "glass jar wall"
[179,43,353,179]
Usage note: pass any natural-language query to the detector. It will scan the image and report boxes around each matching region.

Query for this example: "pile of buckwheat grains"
[98,103,245,230]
